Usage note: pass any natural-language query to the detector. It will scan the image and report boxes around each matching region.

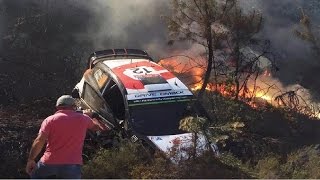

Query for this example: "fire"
[159,57,274,107]
[159,56,320,119]
[159,56,206,87]
[255,91,272,101]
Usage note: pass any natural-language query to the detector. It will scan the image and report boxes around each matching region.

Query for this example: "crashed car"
[72,48,218,158]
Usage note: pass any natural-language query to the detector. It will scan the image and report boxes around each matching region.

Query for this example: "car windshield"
[129,101,192,136]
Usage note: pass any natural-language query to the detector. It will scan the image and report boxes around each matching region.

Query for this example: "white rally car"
[72,48,218,158]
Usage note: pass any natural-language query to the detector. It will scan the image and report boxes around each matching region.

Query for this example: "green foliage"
[82,140,150,179]
[176,152,251,179]
[83,140,252,179]
[219,152,256,178]
[255,155,283,178]
[255,146,320,179]
[131,156,178,179]
[282,145,320,179]
[179,116,207,133]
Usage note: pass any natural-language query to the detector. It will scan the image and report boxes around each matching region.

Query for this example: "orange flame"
[159,57,273,109]
[159,57,320,118]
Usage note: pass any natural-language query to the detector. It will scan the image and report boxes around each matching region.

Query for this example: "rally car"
[71,48,218,157]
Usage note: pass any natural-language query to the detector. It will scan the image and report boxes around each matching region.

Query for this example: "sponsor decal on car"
[127,90,193,106]
[103,59,190,94]
[127,90,192,100]
[103,59,194,105]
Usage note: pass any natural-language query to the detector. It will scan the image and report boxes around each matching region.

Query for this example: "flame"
[159,57,320,118]
[159,56,206,86]
[159,57,274,107]
[254,91,272,102]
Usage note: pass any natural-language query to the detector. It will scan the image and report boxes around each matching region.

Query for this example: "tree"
[166,0,235,99]
[295,8,320,63]
[220,5,263,100]
[166,0,264,100]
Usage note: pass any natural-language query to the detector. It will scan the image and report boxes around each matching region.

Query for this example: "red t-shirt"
[39,110,94,165]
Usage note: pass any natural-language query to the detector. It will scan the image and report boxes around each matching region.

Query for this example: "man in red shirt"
[25,95,108,178]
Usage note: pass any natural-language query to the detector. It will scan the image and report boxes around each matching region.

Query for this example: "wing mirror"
[71,88,80,99]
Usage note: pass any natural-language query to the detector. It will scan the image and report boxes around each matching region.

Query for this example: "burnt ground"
[0,99,105,178]
[0,99,55,178]
[1,98,320,178]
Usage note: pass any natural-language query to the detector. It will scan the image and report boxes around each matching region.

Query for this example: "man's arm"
[83,109,109,132]
[25,133,47,175]
[89,118,109,132]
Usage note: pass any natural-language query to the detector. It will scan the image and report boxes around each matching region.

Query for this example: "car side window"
[82,82,106,111]
[102,79,126,120]
[81,81,116,125]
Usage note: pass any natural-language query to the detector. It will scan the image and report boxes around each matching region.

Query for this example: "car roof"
[101,58,194,104]
[88,48,153,68]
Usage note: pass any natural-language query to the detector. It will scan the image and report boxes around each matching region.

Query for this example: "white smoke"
[75,0,188,59]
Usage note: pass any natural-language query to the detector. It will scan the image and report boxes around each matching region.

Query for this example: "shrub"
[255,145,320,179]
[82,140,150,178]
[177,151,252,179]
[131,155,179,179]
[82,138,252,179]
[255,155,283,179]
[282,145,320,179]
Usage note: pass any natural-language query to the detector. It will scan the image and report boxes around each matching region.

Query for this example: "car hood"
[147,133,218,161]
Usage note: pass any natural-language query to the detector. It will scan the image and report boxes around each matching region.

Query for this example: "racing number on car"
[132,67,153,74]
[123,66,156,81]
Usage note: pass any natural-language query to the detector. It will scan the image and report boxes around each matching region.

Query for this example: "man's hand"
[84,109,110,132]
[83,109,99,118]
[26,133,47,176]
[83,109,94,117]
[92,118,110,131]
[26,159,36,175]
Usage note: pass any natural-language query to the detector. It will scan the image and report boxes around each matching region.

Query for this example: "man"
[25,95,108,178]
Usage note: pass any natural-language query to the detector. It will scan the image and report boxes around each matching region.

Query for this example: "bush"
[82,138,252,179]
[255,145,320,179]
[82,140,151,178]
[177,152,252,179]
[255,155,283,178]
[131,155,179,179]
[282,145,320,179]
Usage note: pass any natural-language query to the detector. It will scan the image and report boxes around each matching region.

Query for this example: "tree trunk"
[234,32,240,100]
[198,1,214,99]
[198,39,213,99]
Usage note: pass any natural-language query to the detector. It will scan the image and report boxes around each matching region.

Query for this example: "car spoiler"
[87,48,154,69]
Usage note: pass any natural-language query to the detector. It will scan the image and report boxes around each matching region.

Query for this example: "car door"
[92,65,127,122]
[80,67,116,127]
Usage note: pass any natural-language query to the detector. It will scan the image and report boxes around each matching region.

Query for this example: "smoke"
[0,0,5,50]
[238,0,320,99]
[74,0,189,59]
[78,0,320,107]
[1,0,319,103]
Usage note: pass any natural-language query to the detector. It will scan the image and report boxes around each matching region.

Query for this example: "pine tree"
[166,0,263,100]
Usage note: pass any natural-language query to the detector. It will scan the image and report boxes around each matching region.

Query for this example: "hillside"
[1,0,320,178]
[0,93,320,178]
